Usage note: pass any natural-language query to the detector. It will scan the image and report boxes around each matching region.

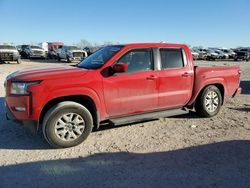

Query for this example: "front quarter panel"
[29,72,107,121]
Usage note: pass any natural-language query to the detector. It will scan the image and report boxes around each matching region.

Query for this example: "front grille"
[0,52,13,60]
[73,52,83,58]
[33,50,43,55]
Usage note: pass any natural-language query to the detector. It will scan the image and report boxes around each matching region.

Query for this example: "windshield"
[0,45,16,50]
[31,46,42,49]
[67,46,80,51]
[78,46,124,69]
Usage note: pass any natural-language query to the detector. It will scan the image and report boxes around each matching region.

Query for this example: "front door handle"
[146,75,157,80]
[182,72,192,77]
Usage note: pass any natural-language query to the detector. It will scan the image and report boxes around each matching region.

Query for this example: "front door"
[103,49,158,117]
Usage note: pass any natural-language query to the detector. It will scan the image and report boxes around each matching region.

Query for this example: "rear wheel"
[42,101,93,148]
[195,85,222,117]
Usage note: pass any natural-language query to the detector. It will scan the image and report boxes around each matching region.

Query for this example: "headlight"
[10,81,40,95]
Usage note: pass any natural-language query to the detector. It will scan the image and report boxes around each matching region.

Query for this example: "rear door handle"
[182,72,192,77]
[146,75,157,80]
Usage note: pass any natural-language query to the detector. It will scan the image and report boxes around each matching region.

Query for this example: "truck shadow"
[0,140,250,187]
[228,104,250,112]
[240,81,250,95]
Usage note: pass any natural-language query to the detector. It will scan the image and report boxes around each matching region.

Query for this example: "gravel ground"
[0,59,250,187]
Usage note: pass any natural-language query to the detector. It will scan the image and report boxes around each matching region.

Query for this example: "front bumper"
[68,56,83,61]
[30,54,46,58]
[0,53,19,61]
[5,100,22,124]
[5,100,38,133]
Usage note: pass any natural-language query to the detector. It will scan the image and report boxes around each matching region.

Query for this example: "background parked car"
[57,46,88,63]
[24,45,46,59]
[39,42,49,57]
[47,42,64,59]
[193,48,207,60]
[215,50,229,59]
[234,48,250,61]
[83,47,98,56]
[220,48,236,59]
[204,49,219,60]
[0,44,21,63]
[191,49,199,60]
[16,45,29,58]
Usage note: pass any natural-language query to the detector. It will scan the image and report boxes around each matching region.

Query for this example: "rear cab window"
[159,48,186,69]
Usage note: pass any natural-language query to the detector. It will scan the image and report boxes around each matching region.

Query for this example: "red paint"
[5,43,241,123]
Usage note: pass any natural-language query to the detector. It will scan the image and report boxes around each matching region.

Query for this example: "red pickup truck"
[5,43,241,148]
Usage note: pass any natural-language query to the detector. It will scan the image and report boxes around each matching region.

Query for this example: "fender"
[187,77,226,107]
[32,86,107,121]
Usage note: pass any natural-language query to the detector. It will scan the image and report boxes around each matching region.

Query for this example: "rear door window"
[160,49,184,69]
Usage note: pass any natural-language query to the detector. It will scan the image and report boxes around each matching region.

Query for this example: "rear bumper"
[233,87,242,97]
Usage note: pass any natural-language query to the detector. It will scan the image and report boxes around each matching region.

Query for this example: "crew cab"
[4,43,241,148]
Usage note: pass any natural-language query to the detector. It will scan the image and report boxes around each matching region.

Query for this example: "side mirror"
[113,63,128,73]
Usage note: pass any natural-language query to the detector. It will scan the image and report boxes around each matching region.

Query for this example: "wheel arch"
[188,83,225,108]
[39,95,100,130]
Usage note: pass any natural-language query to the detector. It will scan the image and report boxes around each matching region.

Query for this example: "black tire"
[57,56,61,62]
[195,85,222,117]
[67,56,72,63]
[42,101,93,148]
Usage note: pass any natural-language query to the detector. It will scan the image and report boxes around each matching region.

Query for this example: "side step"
[109,108,189,126]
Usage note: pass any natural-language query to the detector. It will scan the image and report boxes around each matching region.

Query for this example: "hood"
[69,50,84,53]
[0,49,18,53]
[31,48,45,52]
[8,65,88,81]
[211,52,218,56]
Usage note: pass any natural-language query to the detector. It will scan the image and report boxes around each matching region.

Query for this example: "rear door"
[157,48,193,109]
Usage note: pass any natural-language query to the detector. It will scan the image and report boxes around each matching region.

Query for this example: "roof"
[119,42,189,49]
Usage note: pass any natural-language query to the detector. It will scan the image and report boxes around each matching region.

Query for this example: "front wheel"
[67,56,72,63]
[195,85,222,117]
[42,101,93,148]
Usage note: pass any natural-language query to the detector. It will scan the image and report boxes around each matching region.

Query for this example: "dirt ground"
[0,59,250,187]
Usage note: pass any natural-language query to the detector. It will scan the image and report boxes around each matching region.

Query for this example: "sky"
[0,0,249,48]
